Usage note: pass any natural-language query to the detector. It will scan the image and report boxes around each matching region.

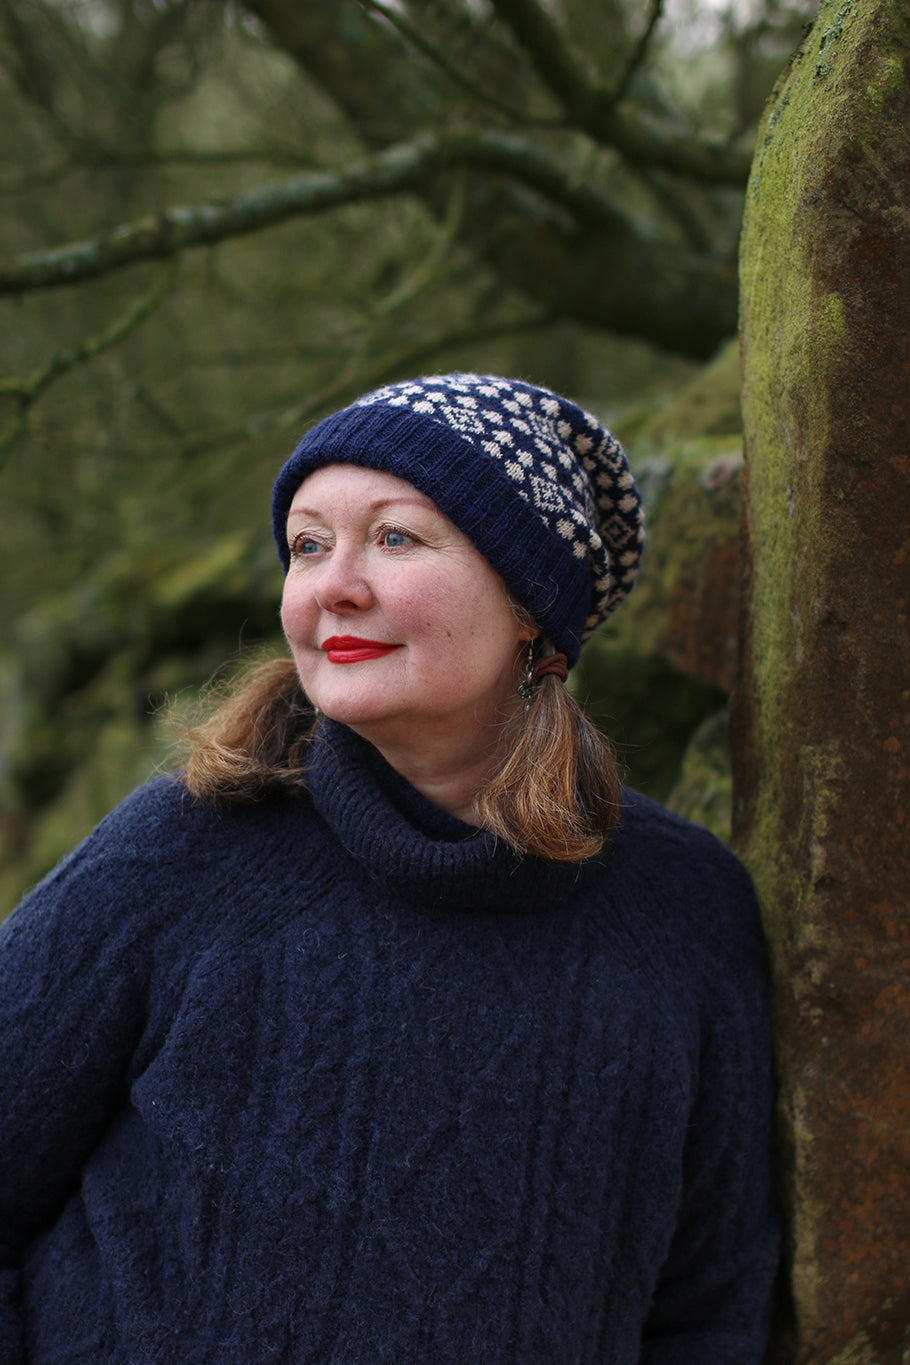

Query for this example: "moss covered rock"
[0,533,283,909]
[735,1,910,1358]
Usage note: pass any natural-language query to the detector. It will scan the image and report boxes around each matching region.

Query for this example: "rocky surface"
[736,1,910,1358]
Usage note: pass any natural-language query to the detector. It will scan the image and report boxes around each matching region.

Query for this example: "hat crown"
[355,375,599,525]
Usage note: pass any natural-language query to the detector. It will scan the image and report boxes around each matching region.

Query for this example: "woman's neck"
[344,719,509,826]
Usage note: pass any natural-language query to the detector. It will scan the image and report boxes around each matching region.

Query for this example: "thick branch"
[0,131,629,296]
[236,0,741,355]
[486,0,591,118]
[243,0,433,148]
[0,0,62,121]
[244,0,749,185]
[595,104,752,184]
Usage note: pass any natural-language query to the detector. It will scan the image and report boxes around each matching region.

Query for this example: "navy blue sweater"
[0,720,779,1363]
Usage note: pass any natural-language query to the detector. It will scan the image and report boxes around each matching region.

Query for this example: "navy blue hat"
[271,373,644,666]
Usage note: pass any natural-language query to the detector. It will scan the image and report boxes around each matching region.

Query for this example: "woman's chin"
[311,697,400,732]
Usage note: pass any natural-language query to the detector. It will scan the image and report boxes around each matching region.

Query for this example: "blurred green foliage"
[0,0,815,910]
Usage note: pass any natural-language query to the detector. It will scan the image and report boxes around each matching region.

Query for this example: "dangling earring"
[517,638,537,709]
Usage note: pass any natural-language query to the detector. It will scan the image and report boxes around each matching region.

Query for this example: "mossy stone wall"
[735,1,910,1360]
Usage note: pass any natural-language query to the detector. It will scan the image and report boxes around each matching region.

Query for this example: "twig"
[372,170,466,317]
[180,309,556,458]
[486,0,750,177]
[611,0,664,109]
[633,166,716,254]
[0,261,177,465]
[486,0,594,123]
[358,0,565,128]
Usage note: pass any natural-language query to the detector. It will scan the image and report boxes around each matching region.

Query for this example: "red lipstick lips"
[321,635,401,664]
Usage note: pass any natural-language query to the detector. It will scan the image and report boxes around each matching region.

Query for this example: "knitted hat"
[271,373,644,666]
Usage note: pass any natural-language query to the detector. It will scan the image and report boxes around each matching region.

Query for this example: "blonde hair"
[180,653,621,863]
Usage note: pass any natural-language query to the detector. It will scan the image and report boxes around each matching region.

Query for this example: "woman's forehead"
[288,462,437,516]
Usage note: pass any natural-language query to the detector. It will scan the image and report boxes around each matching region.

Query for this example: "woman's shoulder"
[83,772,213,851]
[607,786,750,887]
[597,787,765,963]
[64,773,312,861]
[4,776,315,940]
[34,774,249,877]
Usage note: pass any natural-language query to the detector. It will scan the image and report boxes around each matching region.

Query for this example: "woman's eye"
[290,535,324,558]
[381,527,413,549]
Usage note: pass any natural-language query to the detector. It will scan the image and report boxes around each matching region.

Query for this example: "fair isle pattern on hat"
[272,373,644,665]
[354,375,643,639]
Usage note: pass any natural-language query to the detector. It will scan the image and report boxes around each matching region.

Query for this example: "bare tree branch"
[372,170,466,317]
[358,0,565,128]
[0,262,177,463]
[0,0,60,114]
[611,0,664,108]
[486,0,751,182]
[630,164,722,255]
[234,0,744,354]
[243,0,434,148]
[181,308,555,457]
[0,130,631,297]
[485,0,592,119]
[598,107,751,184]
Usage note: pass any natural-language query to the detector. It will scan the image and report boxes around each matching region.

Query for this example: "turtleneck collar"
[305,719,577,914]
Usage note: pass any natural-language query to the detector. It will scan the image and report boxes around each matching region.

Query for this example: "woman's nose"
[313,545,374,613]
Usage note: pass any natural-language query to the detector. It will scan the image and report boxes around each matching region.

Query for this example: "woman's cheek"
[280,577,313,634]
[279,595,296,642]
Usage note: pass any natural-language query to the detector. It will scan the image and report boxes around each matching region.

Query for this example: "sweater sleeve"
[0,794,164,1363]
[640,850,781,1365]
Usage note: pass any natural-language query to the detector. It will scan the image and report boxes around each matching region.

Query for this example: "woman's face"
[280,463,534,755]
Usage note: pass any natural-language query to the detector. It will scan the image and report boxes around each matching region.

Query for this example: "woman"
[0,373,779,1363]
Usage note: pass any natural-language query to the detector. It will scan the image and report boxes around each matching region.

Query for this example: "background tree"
[0,0,813,903]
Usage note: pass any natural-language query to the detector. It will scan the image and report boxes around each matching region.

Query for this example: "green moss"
[820,291,847,346]
[614,440,742,658]
[813,0,857,80]
[571,427,743,814]
[738,8,910,1349]
[737,0,878,905]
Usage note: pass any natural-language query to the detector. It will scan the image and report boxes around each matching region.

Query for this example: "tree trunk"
[734,1,910,1361]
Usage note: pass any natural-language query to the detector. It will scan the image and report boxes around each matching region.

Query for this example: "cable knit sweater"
[0,720,779,1364]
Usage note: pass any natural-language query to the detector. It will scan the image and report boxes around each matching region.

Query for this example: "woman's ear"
[508,594,541,642]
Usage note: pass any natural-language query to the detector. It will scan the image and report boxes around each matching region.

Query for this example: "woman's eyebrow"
[287,495,435,520]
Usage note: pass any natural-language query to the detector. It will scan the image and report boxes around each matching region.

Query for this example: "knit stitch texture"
[0,722,779,1363]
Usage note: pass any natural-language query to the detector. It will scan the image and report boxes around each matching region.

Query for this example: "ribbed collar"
[305,719,575,914]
